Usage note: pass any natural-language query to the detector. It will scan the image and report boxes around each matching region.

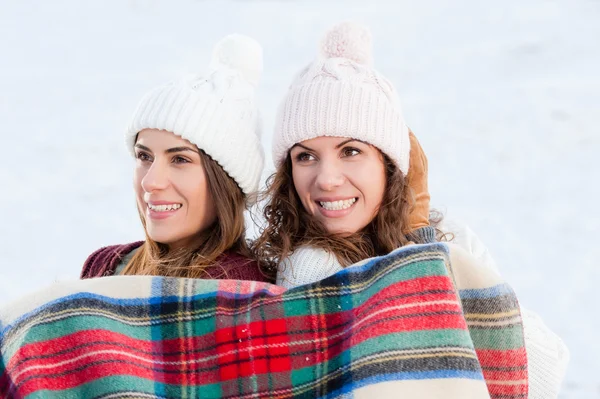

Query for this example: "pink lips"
[314,197,358,219]
[146,201,182,221]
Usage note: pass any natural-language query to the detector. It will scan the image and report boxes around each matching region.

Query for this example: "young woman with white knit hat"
[254,22,568,398]
[255,21,438,280]
[80,34,270,282]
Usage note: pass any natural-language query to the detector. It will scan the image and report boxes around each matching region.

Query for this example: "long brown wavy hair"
[122,150,254,279]
[253,152,421,280]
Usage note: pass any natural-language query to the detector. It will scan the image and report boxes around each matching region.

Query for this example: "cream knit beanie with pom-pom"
[272,22,410,175]
[127,34,265,197]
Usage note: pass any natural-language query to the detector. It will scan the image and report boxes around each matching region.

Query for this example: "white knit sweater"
[276,220,569,399]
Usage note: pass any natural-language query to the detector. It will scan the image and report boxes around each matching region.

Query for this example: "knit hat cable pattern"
[272,22,410,174]
[127,34,265,197]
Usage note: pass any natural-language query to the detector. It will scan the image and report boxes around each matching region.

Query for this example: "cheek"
[292,168,313,210]
[133,166,145,197]
[373,166,387,201]
[355,162,386,205]
[197,184,215,215]
[292,168,317,216]
[177,173,204,204]
[180,170,216,217]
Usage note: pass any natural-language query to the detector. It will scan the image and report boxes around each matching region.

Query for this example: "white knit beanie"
[272,22,410,175]
[127,34,265,197]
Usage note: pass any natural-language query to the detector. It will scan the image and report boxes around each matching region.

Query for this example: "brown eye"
[136,151,151,162]
[342,147,361,157]
[173,156,190,164]
[295,152,316,162]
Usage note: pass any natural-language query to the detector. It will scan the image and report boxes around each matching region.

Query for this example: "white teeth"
[148,203,182,212]
[319,198,356,211]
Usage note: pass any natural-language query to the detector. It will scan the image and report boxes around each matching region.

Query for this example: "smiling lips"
[148,203,182,212]
[146,202,183,220]
[318,198,357,211]
[314,197,358,218]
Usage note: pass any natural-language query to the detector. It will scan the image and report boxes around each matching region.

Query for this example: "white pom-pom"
[209,34,263,87]
[320,22,373,65]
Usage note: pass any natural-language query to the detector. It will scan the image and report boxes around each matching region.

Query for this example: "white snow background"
[0,0,598,397]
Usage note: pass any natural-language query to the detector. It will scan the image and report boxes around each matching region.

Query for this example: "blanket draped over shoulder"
[0,243,527,398]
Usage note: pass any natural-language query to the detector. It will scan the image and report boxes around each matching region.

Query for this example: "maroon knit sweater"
[80,241,270,282]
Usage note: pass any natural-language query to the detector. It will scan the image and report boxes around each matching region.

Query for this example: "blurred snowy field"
[0,0,598,396]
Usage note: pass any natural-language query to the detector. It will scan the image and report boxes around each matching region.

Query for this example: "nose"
[315,159,345,191]
[141,159,170,193]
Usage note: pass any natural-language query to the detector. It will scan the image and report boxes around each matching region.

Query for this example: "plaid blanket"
[0,243,526,398]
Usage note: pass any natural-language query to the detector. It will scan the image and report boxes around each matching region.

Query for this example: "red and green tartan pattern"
[460,284,528,398]
[0,243,527,398]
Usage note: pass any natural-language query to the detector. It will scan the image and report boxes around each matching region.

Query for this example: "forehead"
[136,128,194,148]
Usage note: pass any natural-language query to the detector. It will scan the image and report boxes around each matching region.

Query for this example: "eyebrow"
[291,143,314,152]
[335,139,365,148]
[135,144,200,154]
[290,138,366,152]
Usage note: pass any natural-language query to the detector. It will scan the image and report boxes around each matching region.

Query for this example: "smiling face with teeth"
[134,129,217,249]
[289,136,387,235]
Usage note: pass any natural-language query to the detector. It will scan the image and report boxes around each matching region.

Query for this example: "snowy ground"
[0,0,598,397]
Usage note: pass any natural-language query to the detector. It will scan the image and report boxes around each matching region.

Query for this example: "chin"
[324,224,358,236]
[324,219,372,236]
[147,230,176,245]
[148,237,172,245]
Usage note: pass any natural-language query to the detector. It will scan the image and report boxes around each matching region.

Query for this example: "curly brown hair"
[252,152,420,280]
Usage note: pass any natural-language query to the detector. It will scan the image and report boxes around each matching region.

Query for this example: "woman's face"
[290,136,387,235]
[134,129,217,249]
